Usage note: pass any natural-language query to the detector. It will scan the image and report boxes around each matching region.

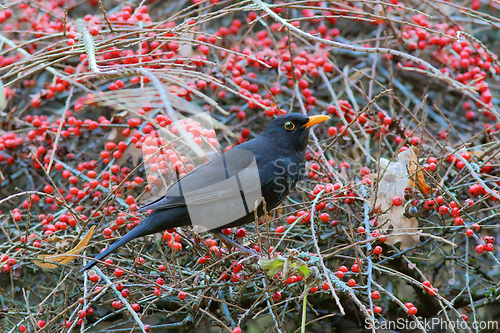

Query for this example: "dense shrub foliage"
[0,0,500,332]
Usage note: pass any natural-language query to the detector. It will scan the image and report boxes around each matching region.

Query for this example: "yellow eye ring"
[284,122,295,130]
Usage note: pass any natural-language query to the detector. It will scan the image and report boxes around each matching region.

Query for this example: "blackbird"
[81,113,329,271]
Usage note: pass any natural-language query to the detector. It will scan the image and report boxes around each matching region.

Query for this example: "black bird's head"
[260,114,330,152]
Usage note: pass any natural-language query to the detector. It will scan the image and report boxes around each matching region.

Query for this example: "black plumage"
[81,113,329,271]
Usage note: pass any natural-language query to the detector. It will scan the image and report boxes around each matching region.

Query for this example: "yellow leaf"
[33,226,96,269]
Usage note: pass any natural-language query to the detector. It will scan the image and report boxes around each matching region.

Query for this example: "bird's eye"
[284,122,295,130]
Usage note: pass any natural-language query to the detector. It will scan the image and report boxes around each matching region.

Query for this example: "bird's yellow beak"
[303,115,330,129]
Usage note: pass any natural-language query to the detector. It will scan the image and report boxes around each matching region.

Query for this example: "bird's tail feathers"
[80,212,161,272]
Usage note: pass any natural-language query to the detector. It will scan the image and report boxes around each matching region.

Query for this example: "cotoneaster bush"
[0,0,499,332]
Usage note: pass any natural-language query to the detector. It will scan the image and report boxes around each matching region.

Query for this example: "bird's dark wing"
[139,139,269,212]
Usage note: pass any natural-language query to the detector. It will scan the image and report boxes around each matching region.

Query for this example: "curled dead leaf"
[377,204,421,250]
[372,147,430,250]
[378,147,431,201]
[33,226,96,269]
[407,148,431,195]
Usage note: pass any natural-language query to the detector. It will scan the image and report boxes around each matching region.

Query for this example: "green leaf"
[297,264,311,278]
[258,258,285,277]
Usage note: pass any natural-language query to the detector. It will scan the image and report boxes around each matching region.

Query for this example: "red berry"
[371,291,380,299]
[438,205,448,215]
[232,262,242,273]
[374,246,383,255]
[272,291,281,301]
[121,289,130,297]
[132,303,140,312]
[105,142,117,151]
[454,217,463,226]
[31,98,41,108]
[114,268,124,277]
[428,288,438,296]
[319,213,330,222]
[163,232,172,242]
[327,127,337,137]
[348,279,356,287]
[408,306,418,316]
[44,185,54,194]
[126,195,135,205]
[236,228,247,237]
[178,291,186,300]
[475,244,484,254]
[275,226,285,234]
[392,196,403,206]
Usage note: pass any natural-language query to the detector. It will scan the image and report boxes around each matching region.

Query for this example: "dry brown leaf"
[408,158,431,195]
[107,110,129,142]
[378,147,431,200]
[377,149,413,202]
[33,226,96,269]
[373,147,430,249]
[116,143,143,166]
[377,202,421,250]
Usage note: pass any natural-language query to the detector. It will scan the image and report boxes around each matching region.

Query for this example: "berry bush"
[1,0,500,332]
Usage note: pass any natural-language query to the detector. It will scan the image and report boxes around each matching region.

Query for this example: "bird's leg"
[213,230,259,256]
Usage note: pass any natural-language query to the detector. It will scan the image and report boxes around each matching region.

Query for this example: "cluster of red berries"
[475,235,496,254]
